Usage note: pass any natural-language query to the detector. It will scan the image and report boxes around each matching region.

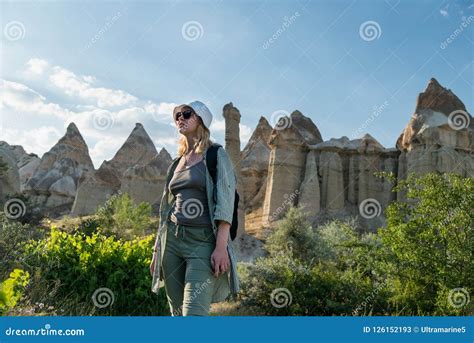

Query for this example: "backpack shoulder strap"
[205,142,222,185]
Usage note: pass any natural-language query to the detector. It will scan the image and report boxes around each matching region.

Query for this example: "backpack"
[205,143,240,241]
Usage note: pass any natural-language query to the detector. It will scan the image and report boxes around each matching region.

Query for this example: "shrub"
[238,253,386,316]
[22,227,168,316]
[265,206,318,262]
[239,207,391,315]
[73,216,102,237]
[315,218,389,281]
[380,173,473,315]
[0,213,45,280]
[2,194,44,225]
[95,192,152,239]
[240,173,472,316]
[0,269,30,315]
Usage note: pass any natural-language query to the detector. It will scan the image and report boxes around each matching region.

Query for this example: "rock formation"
[223,103,246,237]
[0,142,40,192]
[396,78,473,201]
[23,123,94,215]
[303,135,398,229]
[259,78,472,231]
[261,110,323,226]
[298,150,320,216]
[240,116,272,212]
[0,147,20,203]
[2,77,471,243]
[71,123,159,216]
[120,147,172,212]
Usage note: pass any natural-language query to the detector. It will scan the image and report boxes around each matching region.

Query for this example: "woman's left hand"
[210,245,230,277]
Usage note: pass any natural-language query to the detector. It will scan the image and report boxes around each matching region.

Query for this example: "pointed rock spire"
[242,116,272,153]
[106,122,158,171]
[290,110,323,145]
[397,77,473,150]
[415,77,468,115]
[24,122,94,215]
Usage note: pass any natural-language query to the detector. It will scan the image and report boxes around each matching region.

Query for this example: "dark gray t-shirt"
[168,159,212,227]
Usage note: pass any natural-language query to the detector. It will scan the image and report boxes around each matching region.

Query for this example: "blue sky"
[1,0,473,167]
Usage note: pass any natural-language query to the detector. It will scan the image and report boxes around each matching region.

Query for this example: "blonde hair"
[174,104,212,156]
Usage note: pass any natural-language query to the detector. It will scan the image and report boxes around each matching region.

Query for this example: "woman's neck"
[185,133,197,150]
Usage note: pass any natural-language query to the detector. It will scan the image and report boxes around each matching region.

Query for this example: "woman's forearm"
[215,220,230,249]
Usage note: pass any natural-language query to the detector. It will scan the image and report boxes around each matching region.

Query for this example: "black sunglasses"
[175,109,194,121]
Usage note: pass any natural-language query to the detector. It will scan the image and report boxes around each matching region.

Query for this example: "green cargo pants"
[161,218,218,316]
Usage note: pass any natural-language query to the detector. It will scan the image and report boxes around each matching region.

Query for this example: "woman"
[150,100,240,316]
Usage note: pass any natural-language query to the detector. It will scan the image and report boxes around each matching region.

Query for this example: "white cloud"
[5,58,243,167]
[1,126,62,156]
[440,9,449,17]
[240,123,253,145]
[210,118,226,132]
[1,77,180,167]
[1,79,71,119]
[89,136,124,165]
[115,107,146,123]
[144,100,177,123]
[25,58,49,75]
[154,136,179,157]
[48,66,138,108]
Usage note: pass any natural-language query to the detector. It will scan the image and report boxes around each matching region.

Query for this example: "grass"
[210,300,264,316]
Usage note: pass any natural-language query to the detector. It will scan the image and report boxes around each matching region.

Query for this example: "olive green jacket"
[151,145,240,303]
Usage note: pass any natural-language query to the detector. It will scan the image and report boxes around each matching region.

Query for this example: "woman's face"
[174,105,200,135]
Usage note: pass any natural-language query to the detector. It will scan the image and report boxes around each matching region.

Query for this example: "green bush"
[238,253,387,316]
[315,219,390,282]
[2,194,44,225]
[239,207,391,315]
[95,192,152,239]
[0,213,45,280]
[23,227,168,316]
[0,269,30,315]
[239,173,472,316]
[265,206,318,262]
[380,172,473,315]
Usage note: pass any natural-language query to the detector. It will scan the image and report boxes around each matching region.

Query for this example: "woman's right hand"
[150,254,157,277]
